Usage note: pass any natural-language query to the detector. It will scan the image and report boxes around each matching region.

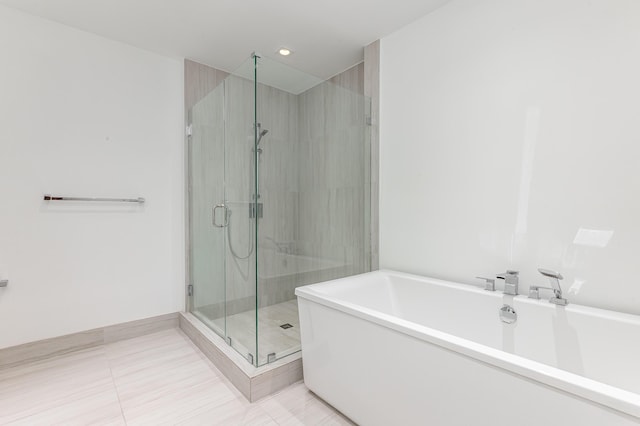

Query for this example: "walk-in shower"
[187,53,371,366]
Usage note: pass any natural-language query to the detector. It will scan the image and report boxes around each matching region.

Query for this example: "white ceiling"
[0,0,451,79]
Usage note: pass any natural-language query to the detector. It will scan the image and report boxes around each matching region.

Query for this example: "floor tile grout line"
[265,410,281,425]
[105,347,129,426]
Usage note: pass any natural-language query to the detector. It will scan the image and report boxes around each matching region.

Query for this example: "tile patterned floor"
[0,328,354,425]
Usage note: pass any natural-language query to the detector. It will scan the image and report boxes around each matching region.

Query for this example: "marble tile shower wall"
[296,64,370,288]
[227,64,369,310]
[224,75,259,314]
[222,75,301,312]
[256,82,301,308]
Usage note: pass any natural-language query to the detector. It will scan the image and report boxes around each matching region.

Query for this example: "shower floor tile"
[0,328,353,425]
[197,299,301,365]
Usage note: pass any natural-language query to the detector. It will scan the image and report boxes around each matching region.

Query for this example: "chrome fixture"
[252,125,266,216]
[225,121,267,262]
[212,203,229,228]
[256,123,269,150]
[44,194,145,204]
[499,304,517,324]
[476,276,496,291]
[0,279,7,288]
[529,268,568,306]
[496,270,519,296]
[258,129,269,145]
[249,202,263,219]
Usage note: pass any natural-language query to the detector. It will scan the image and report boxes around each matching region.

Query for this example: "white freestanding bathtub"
[295,270,640,426]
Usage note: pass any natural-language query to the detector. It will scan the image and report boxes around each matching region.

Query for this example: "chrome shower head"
[257,129,269,145]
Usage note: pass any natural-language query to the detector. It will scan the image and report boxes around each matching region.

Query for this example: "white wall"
[380,0,640,314]
[0,5,184,348]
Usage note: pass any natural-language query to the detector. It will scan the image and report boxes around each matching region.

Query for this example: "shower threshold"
[179,311,303,402]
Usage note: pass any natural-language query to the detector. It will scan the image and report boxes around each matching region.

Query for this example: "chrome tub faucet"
[529,268,568,306]
[496,270,519,296]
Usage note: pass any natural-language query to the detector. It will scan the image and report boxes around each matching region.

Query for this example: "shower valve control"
[250,203,263,219]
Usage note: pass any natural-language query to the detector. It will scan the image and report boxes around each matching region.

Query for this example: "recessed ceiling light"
[278,48,292,56]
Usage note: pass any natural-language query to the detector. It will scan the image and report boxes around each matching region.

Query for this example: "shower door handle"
[213,204,229,228]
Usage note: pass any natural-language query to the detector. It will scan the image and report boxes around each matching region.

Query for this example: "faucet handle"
[538,269,562,280]
[529,285,568,306]
[506,270,519,276]
[476,276,496,291]
[537,268,564,297]
[528,285,552,299]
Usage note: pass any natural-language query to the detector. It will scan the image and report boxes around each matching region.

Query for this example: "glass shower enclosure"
[188,53,370,366]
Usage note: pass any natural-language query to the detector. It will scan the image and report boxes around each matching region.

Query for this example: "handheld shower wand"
[258,129,269,145]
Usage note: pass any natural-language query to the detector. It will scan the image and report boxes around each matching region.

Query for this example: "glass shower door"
[189,81,227,338]
[253,55,371,366]
[188,56,259,365]
[223,60,258,364]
